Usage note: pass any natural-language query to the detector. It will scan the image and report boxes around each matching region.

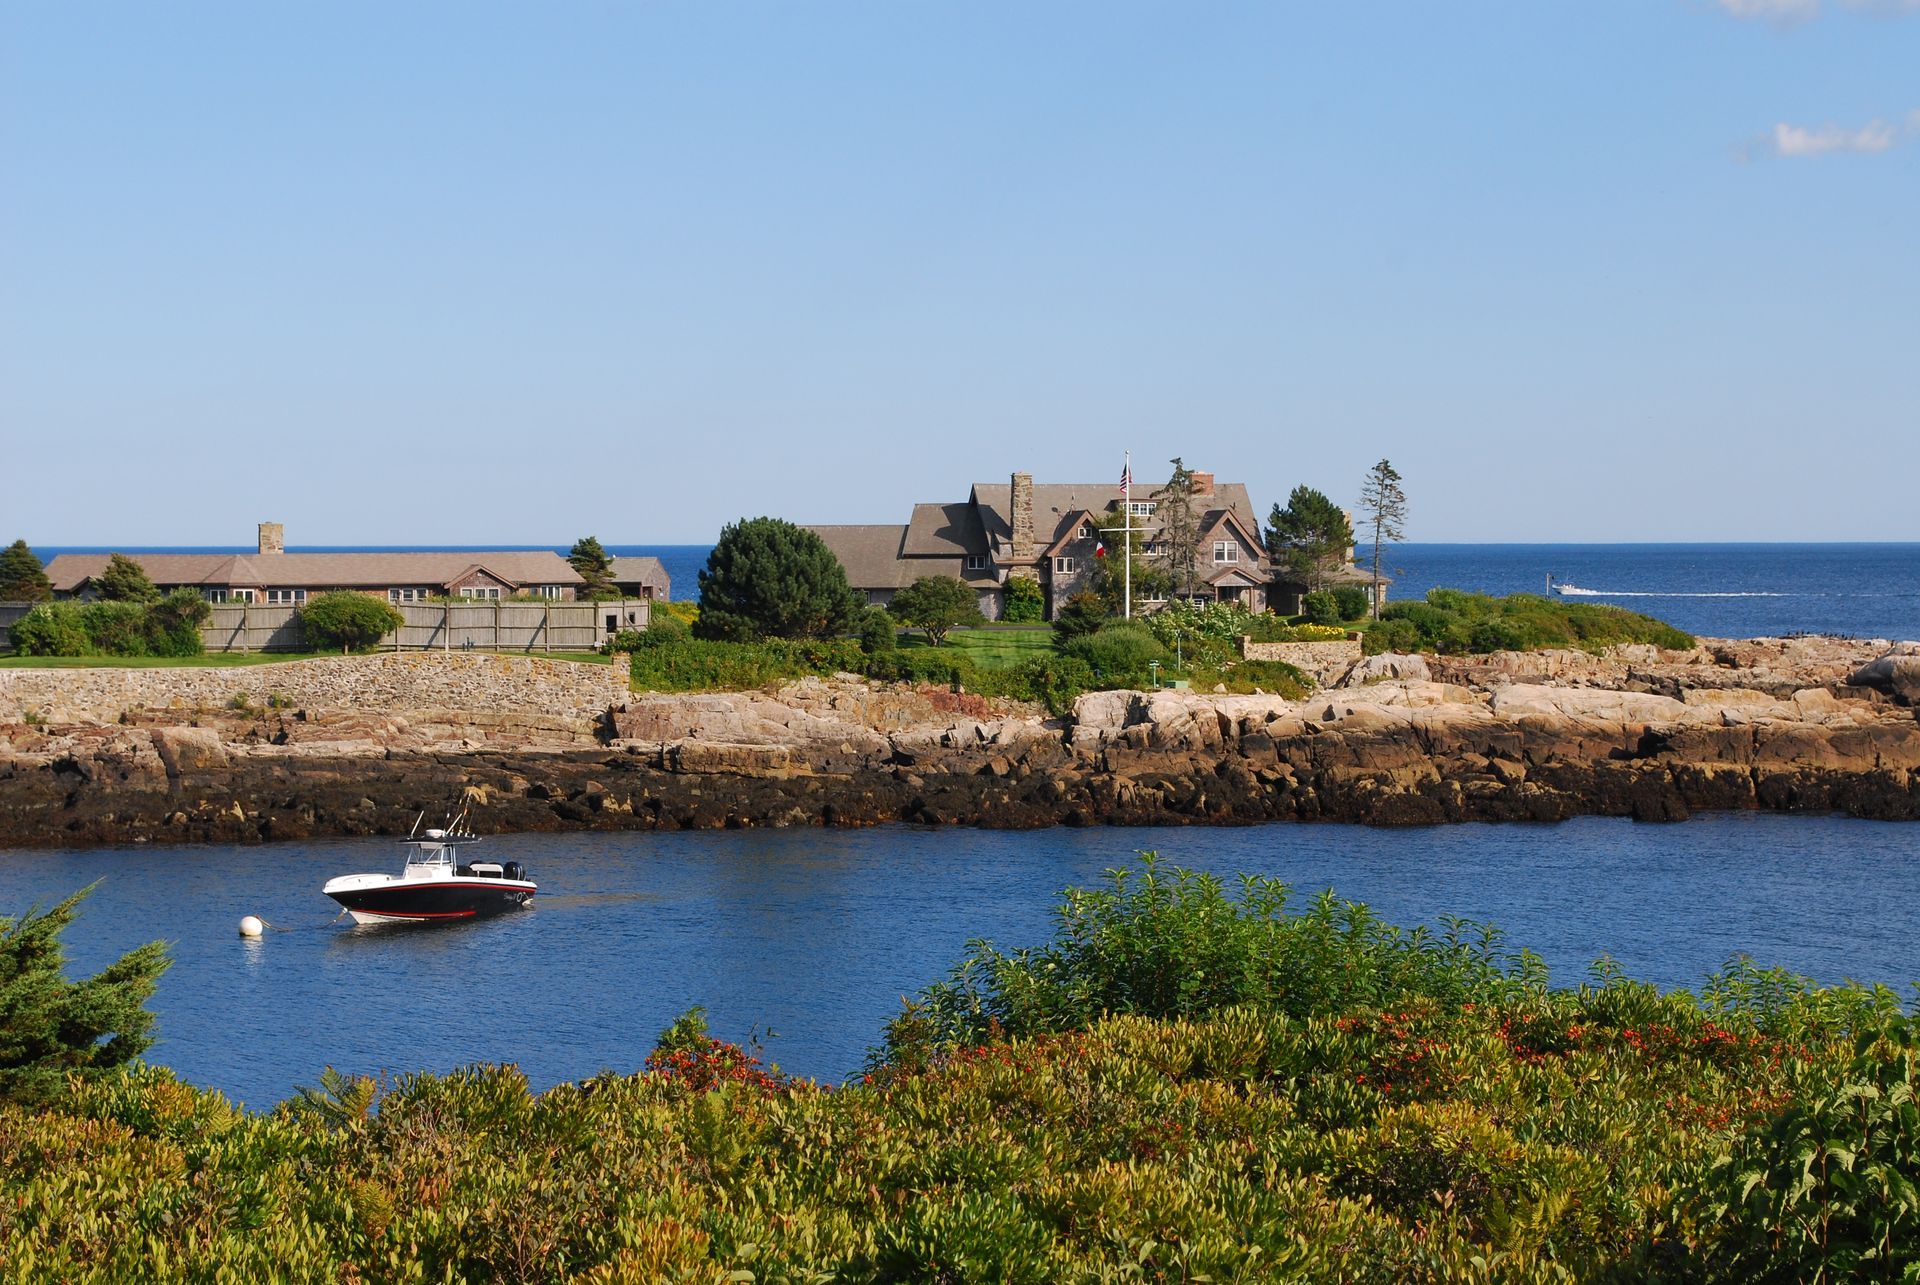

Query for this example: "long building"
[44,524,670,605]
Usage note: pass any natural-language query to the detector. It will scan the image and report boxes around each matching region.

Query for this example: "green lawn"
[898,625,1054,669]
[0,649,613,668]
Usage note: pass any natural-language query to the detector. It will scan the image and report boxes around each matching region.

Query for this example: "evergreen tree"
[1357,459,1408,617]
[95,553,159,603]
[1152,459,1203,601]
[696,517,860,641]
[0,540,51,602]
[568,536,617,601]
[1266,486,1354,590]
[0,883,169,1106]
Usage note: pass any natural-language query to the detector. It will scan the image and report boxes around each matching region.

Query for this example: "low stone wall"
[1238,637,1364,683]
[0,653,630,726]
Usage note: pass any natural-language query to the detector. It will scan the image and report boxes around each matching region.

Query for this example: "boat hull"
[325,877,536,925]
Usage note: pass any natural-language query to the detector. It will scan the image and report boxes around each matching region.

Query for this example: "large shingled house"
[44,523,598,605]
[809,469,1275,621]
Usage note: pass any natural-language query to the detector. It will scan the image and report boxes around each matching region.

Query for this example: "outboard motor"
[504,861,525,883]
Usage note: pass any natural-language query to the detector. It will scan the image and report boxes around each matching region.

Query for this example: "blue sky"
[3,2,1915,545]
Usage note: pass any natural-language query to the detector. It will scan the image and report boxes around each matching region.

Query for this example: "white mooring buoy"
[238,915,265,938]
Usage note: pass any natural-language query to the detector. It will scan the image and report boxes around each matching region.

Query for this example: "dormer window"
[1078,524,1093,539]
[1213,541,1239,564]
[965,554,986,572]
[1128,501,1156,518]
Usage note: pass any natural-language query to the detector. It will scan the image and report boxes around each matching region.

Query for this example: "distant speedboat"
[324,812,535,925]
[1551,582,1597,597]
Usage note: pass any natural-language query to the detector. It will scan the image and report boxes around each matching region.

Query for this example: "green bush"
[1302,589,1341,626]
[630,637,866,692]
[1059,620,1169,688]
[8,602,91,656]
[1001,575,1044,624]
[855,607,898,654]
[299,592,404,653]
[1333,585,1371,621]
[1367,589,1695,657]
[1014,654,1095,715]
[1050,591,1108,645]
[141,589,209,657]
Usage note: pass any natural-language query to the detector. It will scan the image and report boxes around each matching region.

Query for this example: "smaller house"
[45,523,587,604]
[607,556,671,601]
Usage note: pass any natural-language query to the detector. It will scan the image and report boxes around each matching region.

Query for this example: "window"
[1128,501,1157,518]
[537,585,564,599]
[1078,524,1093,539]
[265,589,306,605]
[1213,541,1238,564]
[229,589,256,603]
[205,589,227,603]
[389,588,431,604]
[460,586,501,600]
[964,555,986,572]
[1053,556,1077,575]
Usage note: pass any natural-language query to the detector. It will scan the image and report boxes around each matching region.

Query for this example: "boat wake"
[1553,584,1792,599]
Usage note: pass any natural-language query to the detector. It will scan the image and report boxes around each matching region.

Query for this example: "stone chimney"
[257,522,284,556]
[1191,471,1215,497]
[1010,472,1035,561]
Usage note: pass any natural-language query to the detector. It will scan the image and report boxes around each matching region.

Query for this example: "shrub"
[299,592,404,653]
[1145,599,1262,647]
[142,588,209,657]
[887,575,984,646]
[1361,616,1421,656]
[79,601,150,656]
[0,884,169,1106]
[1050,591,1108,645]
[1059,620,1169,688]
[1366,589,1695,657]
[1302,590,1342,627]
[600,629,646,654]
[1697,1015,1920,1279]
[9,602,91,656]
[630,637,866,692]
[1333,585,1371,621]
[1015,654,1095,716]
[697,517,860,641]
[856,607,899,655]
[1001,575,1044,624]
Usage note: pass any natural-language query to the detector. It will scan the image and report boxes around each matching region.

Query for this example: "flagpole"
[1123,450,1132,619]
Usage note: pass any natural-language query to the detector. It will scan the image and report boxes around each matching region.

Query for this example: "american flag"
[1119,459,1132,499]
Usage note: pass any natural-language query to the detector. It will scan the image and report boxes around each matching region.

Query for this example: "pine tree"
[0,883,170,1106]
[95,553,159,602]
[1153,458,1203,601]
[1266,486,1354,590]
[568,536,617,601]
[0,540,51,602]
[696,517,860,641]
[1357,459,1408,617]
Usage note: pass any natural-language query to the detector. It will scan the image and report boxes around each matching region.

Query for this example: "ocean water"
[3,816,1916,1106]
[33,542,1917,640]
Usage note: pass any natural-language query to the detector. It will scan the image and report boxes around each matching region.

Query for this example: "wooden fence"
[0,599,651,653]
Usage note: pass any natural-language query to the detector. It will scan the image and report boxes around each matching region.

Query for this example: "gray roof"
[806,525,915,590]
[969,480,1261,554]
[45,551,582,593]
[901,503,986,557]
[608,556,671,595]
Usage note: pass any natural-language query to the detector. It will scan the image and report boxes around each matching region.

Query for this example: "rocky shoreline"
[1,638,1917,847]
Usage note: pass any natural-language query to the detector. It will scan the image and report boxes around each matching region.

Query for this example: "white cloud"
[1771,119,1902,155]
